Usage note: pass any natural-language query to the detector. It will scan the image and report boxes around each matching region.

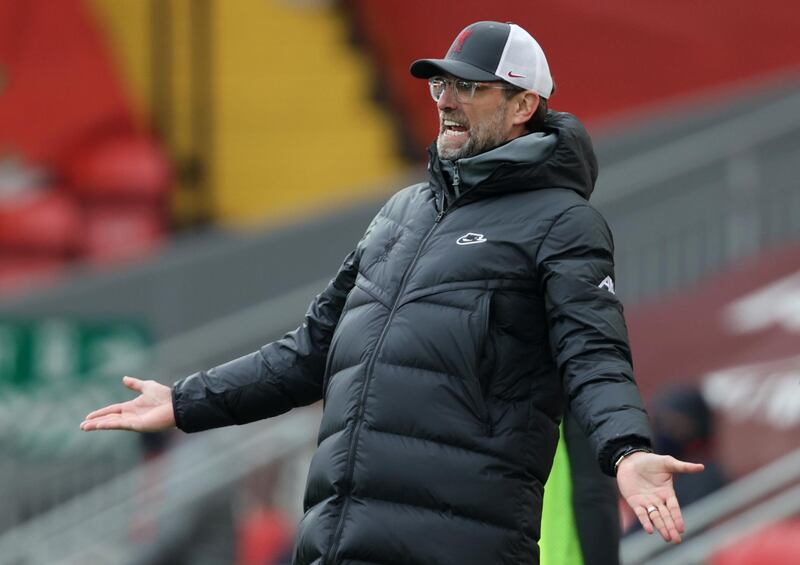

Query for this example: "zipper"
[323,204,449,564]
[478,292,493,436]
[452,163,461,199]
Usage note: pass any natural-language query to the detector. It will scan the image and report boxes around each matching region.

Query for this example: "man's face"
[435,75,516,160]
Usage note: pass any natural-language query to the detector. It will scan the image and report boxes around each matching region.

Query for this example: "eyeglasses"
[428,76,516,103]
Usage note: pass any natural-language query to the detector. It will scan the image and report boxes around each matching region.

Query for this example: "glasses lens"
[454,80,476,101]
[428,78,480,102]
[429,78,445,101]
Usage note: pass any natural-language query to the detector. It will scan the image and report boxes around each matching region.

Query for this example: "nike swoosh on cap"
[507,71,526,78]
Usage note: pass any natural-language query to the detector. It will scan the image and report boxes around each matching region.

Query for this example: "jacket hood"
[428,111,598,203]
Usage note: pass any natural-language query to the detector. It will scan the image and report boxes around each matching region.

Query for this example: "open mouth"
[442,120,469,137]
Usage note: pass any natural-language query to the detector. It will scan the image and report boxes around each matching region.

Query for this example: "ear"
[511,91,539,127]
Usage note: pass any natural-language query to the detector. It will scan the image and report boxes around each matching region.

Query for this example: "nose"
[436,83,459,111]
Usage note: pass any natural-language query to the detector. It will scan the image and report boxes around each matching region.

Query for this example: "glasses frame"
[428,76,517,103]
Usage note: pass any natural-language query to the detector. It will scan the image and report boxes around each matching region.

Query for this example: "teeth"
[443,120,465,128]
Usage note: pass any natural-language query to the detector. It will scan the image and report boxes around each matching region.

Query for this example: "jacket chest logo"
[456,232,487,245]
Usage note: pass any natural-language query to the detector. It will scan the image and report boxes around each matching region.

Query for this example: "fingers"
[80,377,146,430]
[645,504,671,542]
[84,402,125,420]
[634,499,685,544]
[122,375,145,393]
[633,505,655,535]
[80,413,137,432]
[636,502,680,542]
[666,456,705,474]
[657,502,681,543]
[666,495,685,533]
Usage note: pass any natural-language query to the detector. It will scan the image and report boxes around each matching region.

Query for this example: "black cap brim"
[410,58,500,82]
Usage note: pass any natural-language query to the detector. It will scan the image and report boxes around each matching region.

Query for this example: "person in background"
[651,386,727,507]
[541,409,622,565]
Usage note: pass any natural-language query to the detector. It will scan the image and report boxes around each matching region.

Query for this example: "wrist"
[613,446,653,475]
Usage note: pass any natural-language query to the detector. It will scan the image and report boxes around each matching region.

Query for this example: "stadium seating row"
[0,0,170,296]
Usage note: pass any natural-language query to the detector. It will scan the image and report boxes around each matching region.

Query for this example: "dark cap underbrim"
[410,58,500,82]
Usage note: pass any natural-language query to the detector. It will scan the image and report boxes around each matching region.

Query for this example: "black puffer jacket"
[172,112,652,565]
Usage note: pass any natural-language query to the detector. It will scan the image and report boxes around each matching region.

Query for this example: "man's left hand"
[616,452,705,543]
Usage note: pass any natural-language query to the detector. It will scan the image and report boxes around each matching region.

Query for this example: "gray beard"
[437,102,509,160]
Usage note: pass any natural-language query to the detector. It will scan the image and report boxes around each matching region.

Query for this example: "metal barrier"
[650,484,800,565]
[0,408,321,565]
[595,87,800,304]
[0,277,329,543]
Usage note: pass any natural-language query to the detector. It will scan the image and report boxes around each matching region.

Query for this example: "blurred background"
[0,0,799,563]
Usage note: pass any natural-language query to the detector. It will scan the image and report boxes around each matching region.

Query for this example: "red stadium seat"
[63,134,172,264]
[0,0,175,294]
[0,0,136,168]
[64,135,172,202]
[0,189,82,253]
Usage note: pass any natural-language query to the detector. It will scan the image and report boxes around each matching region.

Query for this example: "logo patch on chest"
[456,232,487,245]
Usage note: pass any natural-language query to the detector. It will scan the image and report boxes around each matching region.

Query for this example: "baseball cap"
[410,21,554,99]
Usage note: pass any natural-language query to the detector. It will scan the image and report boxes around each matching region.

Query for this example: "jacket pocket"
[322,312,346,402]
[461,291,493,435]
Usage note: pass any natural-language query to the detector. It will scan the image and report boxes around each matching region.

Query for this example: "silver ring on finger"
[646,505,658,515]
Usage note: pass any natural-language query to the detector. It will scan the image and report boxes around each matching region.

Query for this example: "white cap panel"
[495,24,553,98]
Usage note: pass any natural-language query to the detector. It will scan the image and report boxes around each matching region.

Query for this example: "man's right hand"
[80,376,176,433]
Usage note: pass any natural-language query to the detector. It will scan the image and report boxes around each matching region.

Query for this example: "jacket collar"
[427,111,598,206]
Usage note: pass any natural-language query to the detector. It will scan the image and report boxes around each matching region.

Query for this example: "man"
[82,21,703,565]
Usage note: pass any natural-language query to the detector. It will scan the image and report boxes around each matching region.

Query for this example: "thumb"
[665,456,705,474]
[122,375,145,393]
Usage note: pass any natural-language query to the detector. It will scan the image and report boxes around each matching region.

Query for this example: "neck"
[503,124,528,144]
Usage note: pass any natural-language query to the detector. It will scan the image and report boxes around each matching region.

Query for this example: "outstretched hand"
[80,376,176,433]
[616,452,704,543]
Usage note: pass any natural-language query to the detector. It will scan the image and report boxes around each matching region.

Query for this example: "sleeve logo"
[598,276,616,294]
